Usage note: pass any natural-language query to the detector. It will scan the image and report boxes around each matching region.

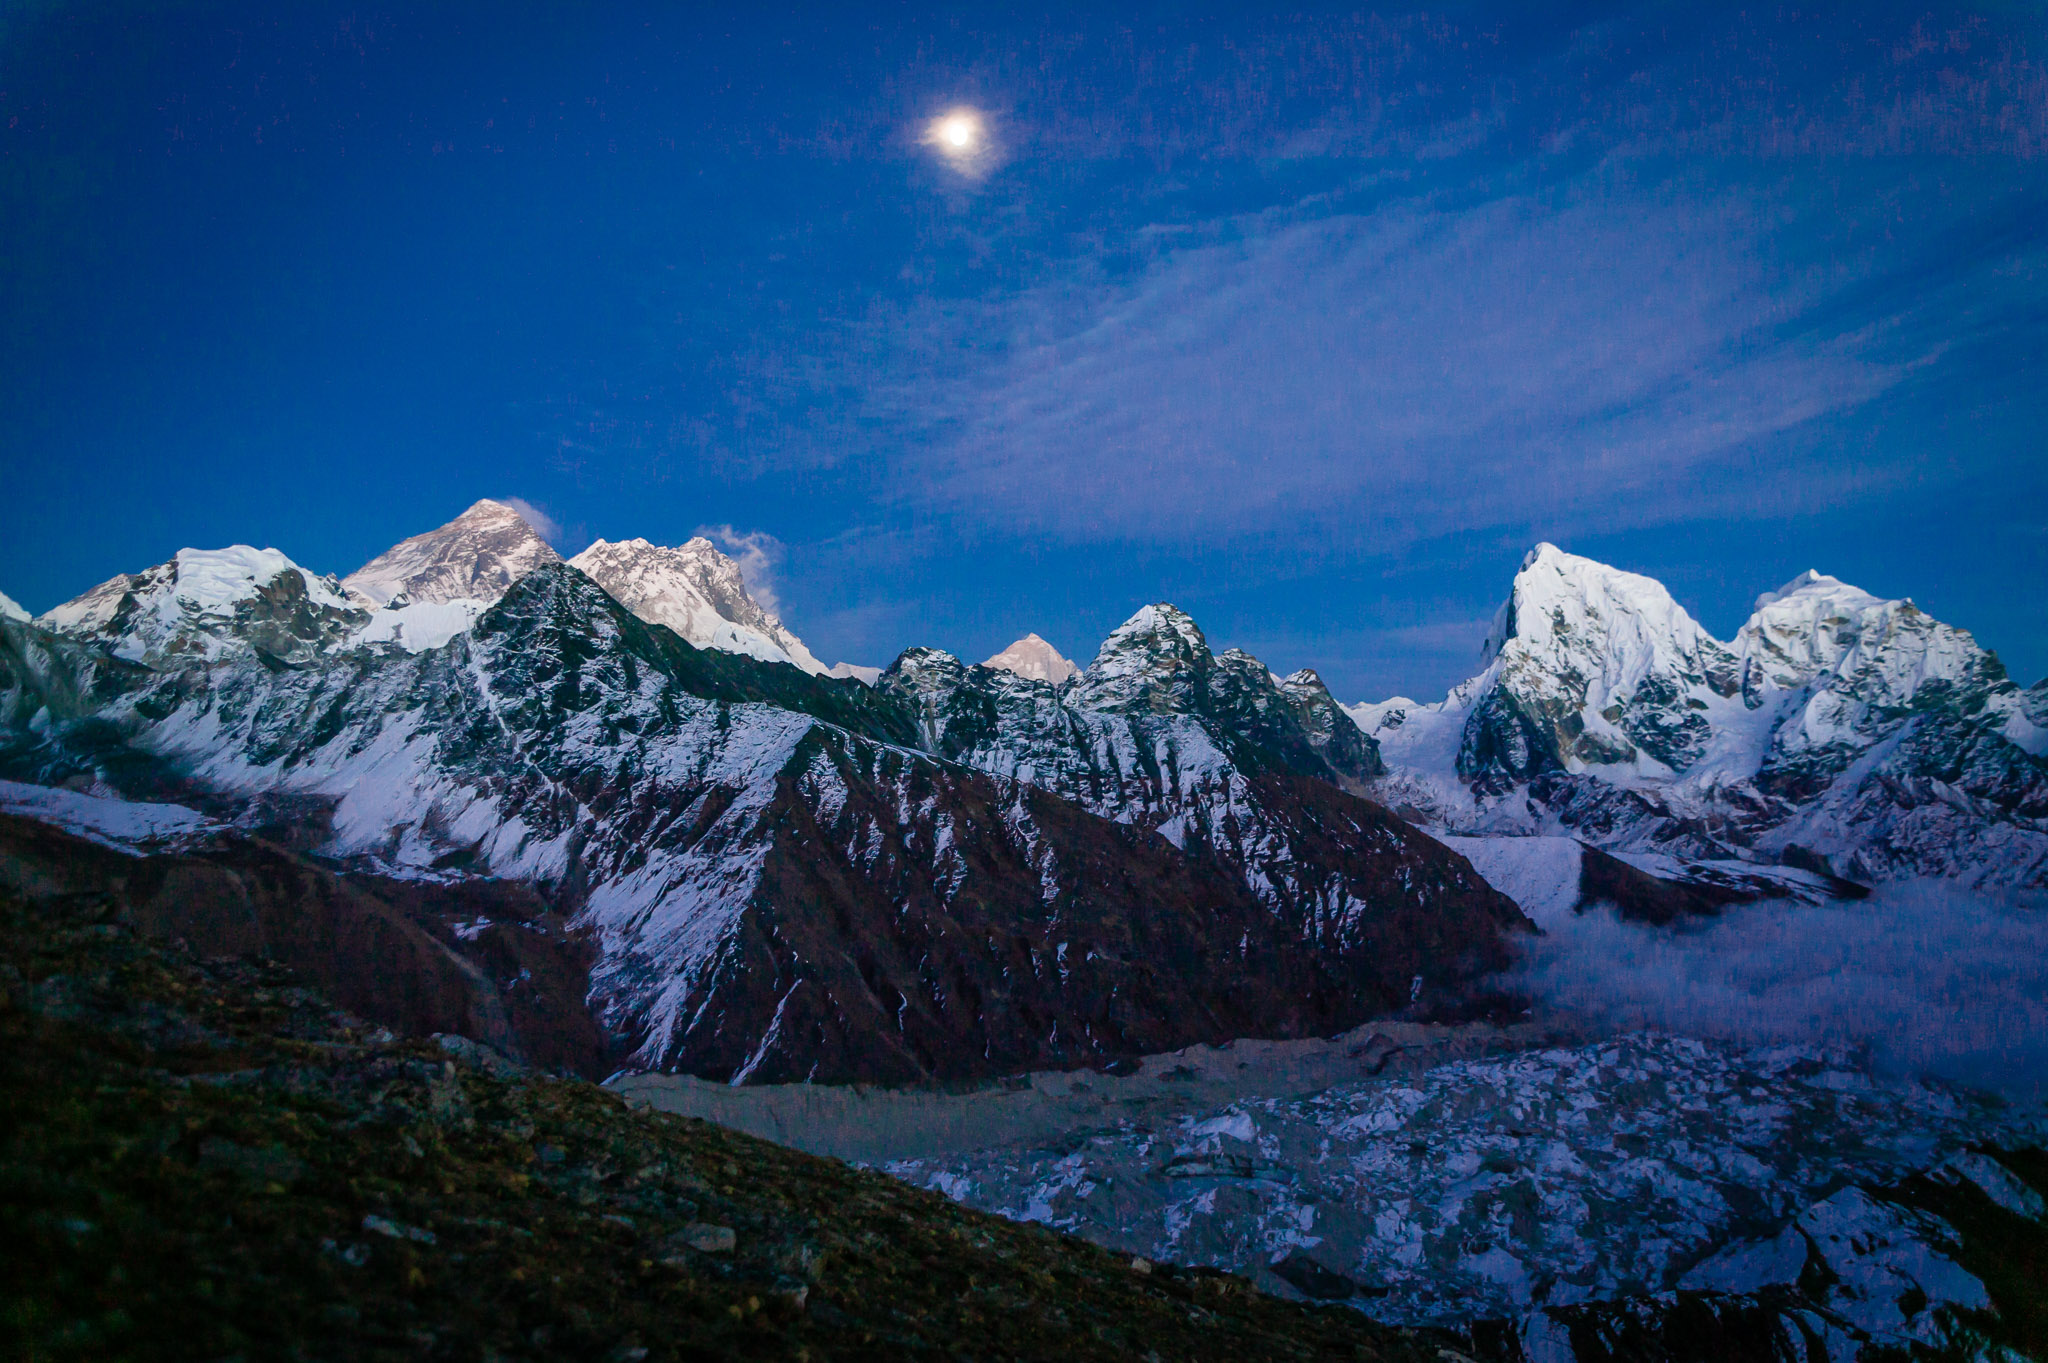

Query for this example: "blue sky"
[3,1,2044,699]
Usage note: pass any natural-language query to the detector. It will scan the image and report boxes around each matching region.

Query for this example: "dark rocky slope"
[0,876,1457,1363]
[0,812,610,1078]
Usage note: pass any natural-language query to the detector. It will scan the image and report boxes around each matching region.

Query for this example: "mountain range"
[3,506,2043,1086]
[0,502,1522,1083]
[1352,543,2048,886]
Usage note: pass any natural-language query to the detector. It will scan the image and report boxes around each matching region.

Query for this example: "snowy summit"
[567,537,826,675]
[981,633,1078,684]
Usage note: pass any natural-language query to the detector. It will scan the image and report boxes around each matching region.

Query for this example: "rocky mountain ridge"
[0,561,1524,1084]
[1351,544,2048,885]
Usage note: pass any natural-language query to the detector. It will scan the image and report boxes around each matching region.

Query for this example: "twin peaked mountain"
[1354,544,2048,886]
[0,500,1521,1083]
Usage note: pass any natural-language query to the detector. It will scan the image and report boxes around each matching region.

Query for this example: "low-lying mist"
[1509,879,2048,1102]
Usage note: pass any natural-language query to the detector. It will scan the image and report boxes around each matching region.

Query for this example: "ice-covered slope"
[37,546,367,667]
[341,498,561,607]
[567,537,826,675]
[983,633,1078,684]
[1350,547,2048,885]
[1,567,1529,1083]
[0,589,26,624]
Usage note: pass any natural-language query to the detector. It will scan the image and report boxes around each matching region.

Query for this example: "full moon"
[926,108,985,162]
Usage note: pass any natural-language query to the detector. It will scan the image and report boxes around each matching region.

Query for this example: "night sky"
[4,2,2044,700]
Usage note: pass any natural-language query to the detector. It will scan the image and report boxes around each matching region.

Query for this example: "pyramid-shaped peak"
[1483,544,1729,679]
[343,499,563,608]
[983,633,1077,684]
[1102,602,1208,651]
[1068,604,1216,714]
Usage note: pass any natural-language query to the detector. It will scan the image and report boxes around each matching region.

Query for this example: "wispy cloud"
[878,171,1946,549]
[500,497,563,547]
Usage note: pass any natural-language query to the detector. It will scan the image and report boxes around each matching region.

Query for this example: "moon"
[926,108,986,165]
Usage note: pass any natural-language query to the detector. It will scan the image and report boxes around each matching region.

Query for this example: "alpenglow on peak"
[982,633,1078,684]
[342,499,563,608]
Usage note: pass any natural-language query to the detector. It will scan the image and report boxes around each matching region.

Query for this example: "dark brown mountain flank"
[638,726,1519,1086]
[0,813,611,1078]
[1,874,1460,1362]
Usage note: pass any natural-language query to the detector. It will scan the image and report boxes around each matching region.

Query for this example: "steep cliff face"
[1351,547,2048,886]
[1452,545,1743,790]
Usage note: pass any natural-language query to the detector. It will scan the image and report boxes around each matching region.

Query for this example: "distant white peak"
[982,633,1077,684]
[342,498,562,608]
[826,661,882,686]
[567,536,827,676]
[1750,569,1881,616]
[0,588,27,624]
[1347,696,1423,733]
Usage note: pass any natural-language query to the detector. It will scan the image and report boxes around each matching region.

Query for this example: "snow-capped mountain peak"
[0,588,27,624]
[1733,570,1892,691]
[826,661,882,686]
[1462,543,1742,783]
[566,536,826,675]
[1350,543,2048,885]
[38,545,365,666]
[1067,604,1212,713]
[341,499,562,608]
[982,633,1077,684]
[1483,542,1734,680]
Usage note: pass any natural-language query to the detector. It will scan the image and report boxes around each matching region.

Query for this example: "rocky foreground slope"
[0,867,1461,1363]
[1352,544,2048,886]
